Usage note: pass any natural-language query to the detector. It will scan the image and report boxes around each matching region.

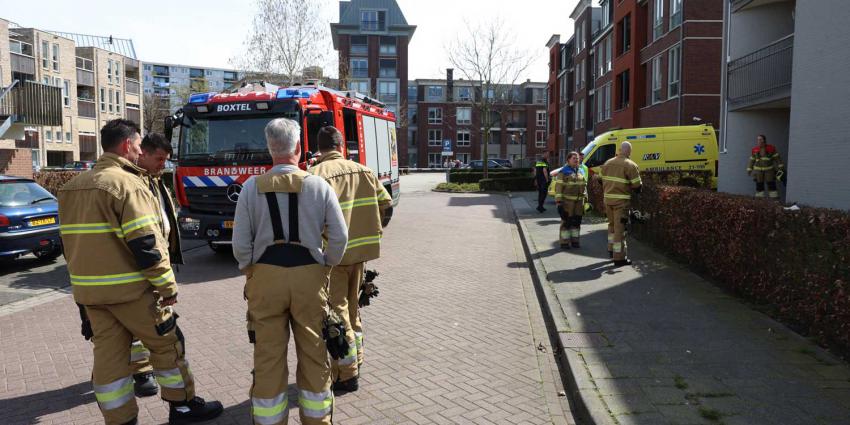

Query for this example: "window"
[45,129,52,142]
[457,130,471,147]
[618,15,632,55]
[602,0,611,28]
[349,80,370,94]
[456,107,471,124]
[41,41,49,69]
[56,131,63,142]
[378,81,398,102]
[42,76,49,85]
[350,35,368,55]
[51,44,59,71]
[575,101,584,129]
[109,89,115,113]
[360,9,386,31]
[598,89,605,123]
[350,58,368,78]
[100,88,106,111]
[654,0,665,40]
[617,70,630,110]
[116,91,121,113]
[428,107,443,124]
[575,60,583,90]
[427,85,443,100]
[115,62,121,85]
[585,144,616,167]
[536,110,547,127]
[379,59,397,78]
[597,46,604,78]
[652,56,663,103]
[670,0,683,28]
[536,130,546,148]
[428,129,442,146]
[66,132,72,143]
[581,21,586,50]
[62,80,70,107]
[107,60,113,83]
[428,153,442,168]
[379,36,396,55]
[606,36,612,71]
[575,21,583,54]
[559,108,567,135]
[668,46,681,97]
[457,87,471,101]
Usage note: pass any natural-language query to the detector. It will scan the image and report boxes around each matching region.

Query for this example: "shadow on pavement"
[1,256,69,291]
[547,260,621,283]
[446,194,514,223]
[0,381,94,424]
[176,248,241,285]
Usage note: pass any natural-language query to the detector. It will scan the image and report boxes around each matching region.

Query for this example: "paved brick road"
[0,173,571,424]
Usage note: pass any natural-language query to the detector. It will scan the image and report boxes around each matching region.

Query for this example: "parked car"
[63,161,94,170]
[463,160,505,169]
[0,176,62,261]
[492,159,513,168]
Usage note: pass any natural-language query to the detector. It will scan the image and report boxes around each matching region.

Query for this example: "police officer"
[309,127,392,393]
[747,134,785,199]
[59,119,222,425]
[600,142,642,267]
[534,152,551,213]
[554,151,587,249]
[233,118,348,425]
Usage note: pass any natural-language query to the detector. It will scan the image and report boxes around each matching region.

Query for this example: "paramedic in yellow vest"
[600,141,642,267]
[309,126,392,394]
[233,118,348,425]
[554,151,587,249]
[58,119,222,425]
[747,134,785,199]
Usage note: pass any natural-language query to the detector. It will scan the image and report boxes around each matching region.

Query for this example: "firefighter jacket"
[59,153,177,305]
[747,144,784,176]
[309,151,392,265]
[554,166,587,203]
[600,155,642,206]
[147,174,183,265]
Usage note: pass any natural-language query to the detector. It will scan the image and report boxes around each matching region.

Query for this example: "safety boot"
[608,251,613,259]
[613,258,633,267]
[133,372,158,397]
[168,397,224,424]
[333,375,359,395]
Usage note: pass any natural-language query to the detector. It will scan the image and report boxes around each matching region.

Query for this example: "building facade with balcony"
[331,0,415,166]
[719,0,850,209]
[142,62,241,111]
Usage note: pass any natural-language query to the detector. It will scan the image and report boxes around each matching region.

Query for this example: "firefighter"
[747,134,785,199]
[534,153,551,213]
[600,141,642,267]
[233,118,348,425]
[59,119,222,425]
[554,151,587,249]
[309,126,392,394]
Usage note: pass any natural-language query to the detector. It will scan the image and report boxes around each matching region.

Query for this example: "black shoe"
[120,418,138,425]
[608,251,614,259]
[536,206,545,213]
[613,259,633,267]
[168,397,224,424]
[332,376,359,395]
[133,372,158,397]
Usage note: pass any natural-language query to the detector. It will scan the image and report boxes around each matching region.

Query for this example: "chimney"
[447,68,454,102]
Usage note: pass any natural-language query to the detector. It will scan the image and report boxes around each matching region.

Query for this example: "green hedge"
[448,169,533,184]
[479,177,535,192]
[586,170,712,214]
[631,183,850,357]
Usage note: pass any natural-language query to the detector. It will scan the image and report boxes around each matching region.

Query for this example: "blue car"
[0,176,62,261]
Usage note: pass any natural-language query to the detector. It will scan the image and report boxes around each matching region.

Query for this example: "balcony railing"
[76,56,94,71]
[126,79,140,94]
[727,34,794,109]
[0,80,62,126]
[126,107,140,125]
[10,39,33,56]
[78,98,96,118]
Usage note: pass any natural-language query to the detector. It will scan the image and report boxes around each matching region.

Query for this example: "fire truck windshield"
[178,112,300,164]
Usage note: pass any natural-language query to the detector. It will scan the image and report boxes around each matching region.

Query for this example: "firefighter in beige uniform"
[554,151,587,249]
[600,141,642,267]
[233,118,348,425]
[309,127,392,393]
[59,119,221,425]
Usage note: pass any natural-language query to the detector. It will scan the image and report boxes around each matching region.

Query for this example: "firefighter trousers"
[246,262,333,425]
[330,263,365,382]
[84,288,195,425]
[558,201,584,248]
[754,171,779,199]
[605,201,628,261]
[129,339,152,375]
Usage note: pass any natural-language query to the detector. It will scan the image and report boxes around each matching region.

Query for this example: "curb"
[509,196,616,425]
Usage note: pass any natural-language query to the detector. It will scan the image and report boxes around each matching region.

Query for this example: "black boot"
[168,397,224,424]
[332,376,359,395]
[133,372,158,397]
[613,258,633,267]
[608,250,614,259]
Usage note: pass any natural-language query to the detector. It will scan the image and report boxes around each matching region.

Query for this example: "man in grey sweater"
[233,118,347,425]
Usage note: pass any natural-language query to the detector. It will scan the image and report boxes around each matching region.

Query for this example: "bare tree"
[143,93,169,135]
[446,19,534,177]
[231,0,330,86]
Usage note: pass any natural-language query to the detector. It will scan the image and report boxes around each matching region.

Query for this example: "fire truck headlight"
[256,102,269,110]
[179,217,200,232]
[196,105,209,113]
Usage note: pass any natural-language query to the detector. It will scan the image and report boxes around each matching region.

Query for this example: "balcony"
[727,35,793,110]
[0,81,63,126]
[76,57,95,87]
[126,79,140,94]
[126,107,140,126]
[78,98,96,118]
[10,39,35,75]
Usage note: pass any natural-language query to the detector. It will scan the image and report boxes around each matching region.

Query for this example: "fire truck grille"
[185,187,236,215]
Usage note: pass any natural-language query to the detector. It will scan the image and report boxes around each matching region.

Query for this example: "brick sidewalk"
[0,174,571,424]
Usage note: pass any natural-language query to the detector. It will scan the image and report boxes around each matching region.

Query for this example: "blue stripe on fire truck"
[182,176,238,188]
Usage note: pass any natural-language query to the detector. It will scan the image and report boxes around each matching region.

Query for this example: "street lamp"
[519,128,526,168]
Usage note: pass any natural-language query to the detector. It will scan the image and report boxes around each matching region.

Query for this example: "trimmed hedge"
[586,170,712,214]
[479,177,535,192]
[448,169,534,184]
[631,183,850,357]
[434,182,481,193]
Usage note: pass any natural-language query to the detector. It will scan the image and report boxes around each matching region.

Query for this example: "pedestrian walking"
[534,152,551,213]
[59,119,222,425]
[309,126,392,394]
[233,118,348,425]
[554,152,587,249]
[747,134,785,199]
[600,142,642,267]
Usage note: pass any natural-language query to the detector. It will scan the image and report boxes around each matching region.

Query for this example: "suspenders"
[257,191,318,267]
[265,192,300,244]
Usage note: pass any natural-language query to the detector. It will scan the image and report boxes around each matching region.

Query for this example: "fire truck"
[164,83,400,253]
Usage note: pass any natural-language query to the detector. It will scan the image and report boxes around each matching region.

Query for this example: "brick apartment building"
[546,0,722,163]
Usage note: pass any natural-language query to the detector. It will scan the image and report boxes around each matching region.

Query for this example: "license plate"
[29,217,56,227]
[222,221,234,229]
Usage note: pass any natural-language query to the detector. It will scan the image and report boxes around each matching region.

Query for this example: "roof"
[331,0,416,48]
[546,34,561,49]
[46,31,137,59]
[0,175,34,182]
[570,0,592,20]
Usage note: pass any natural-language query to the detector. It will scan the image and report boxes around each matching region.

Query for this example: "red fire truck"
[164,83,400,252]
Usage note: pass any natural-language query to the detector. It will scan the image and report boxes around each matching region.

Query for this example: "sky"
[1,0,578,82]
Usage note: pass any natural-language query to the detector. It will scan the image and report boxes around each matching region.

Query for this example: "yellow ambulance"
[579,124,719,188]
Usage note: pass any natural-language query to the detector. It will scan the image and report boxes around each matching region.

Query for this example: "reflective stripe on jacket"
[600,155,641,206]
[747,144,784,173]
[59,153,177,305]
[554,167,587,202]
[309,151,391,265]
